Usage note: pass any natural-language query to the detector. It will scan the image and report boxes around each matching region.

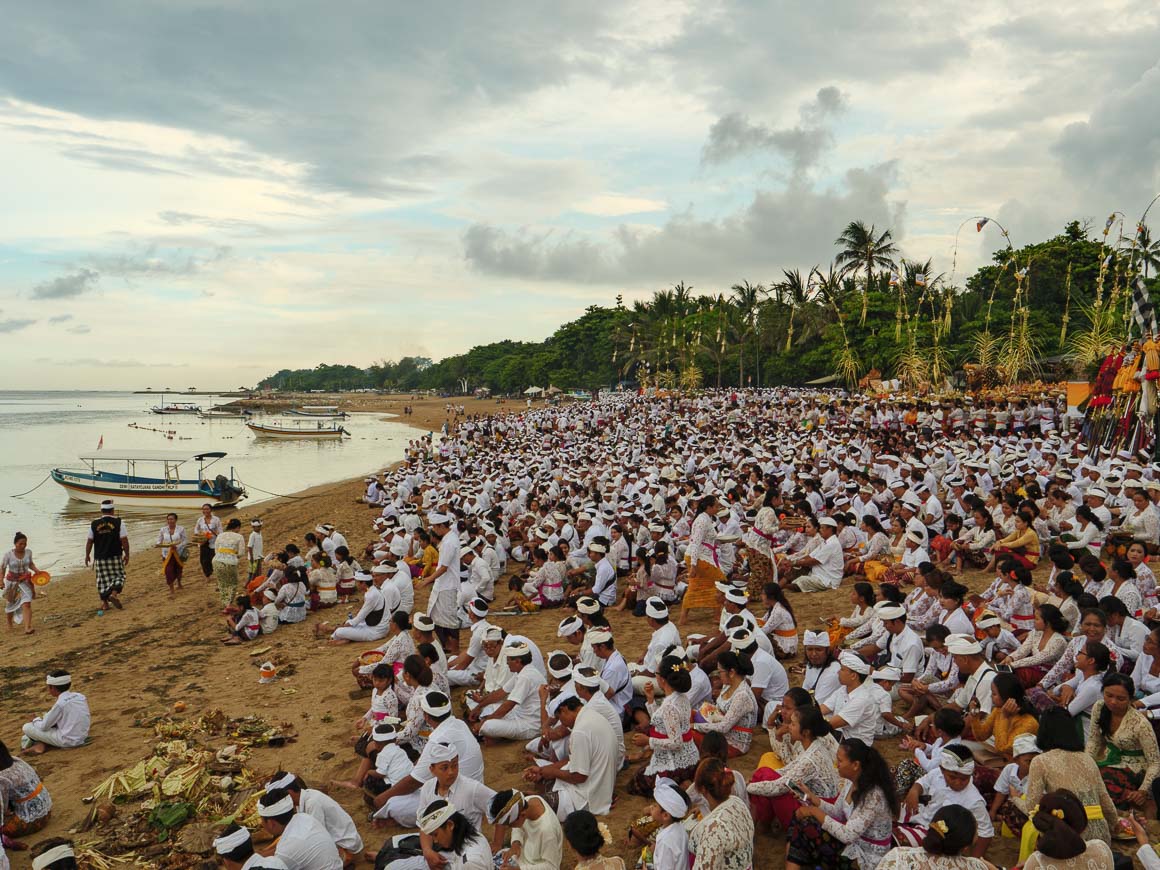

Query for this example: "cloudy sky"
[2,1,1158,389]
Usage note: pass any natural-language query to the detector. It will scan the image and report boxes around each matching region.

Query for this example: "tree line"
[259,219,1160,395]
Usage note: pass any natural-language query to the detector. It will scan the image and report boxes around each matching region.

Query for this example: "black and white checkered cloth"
[93,557,125,599]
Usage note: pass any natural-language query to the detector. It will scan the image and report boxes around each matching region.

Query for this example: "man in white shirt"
[416,741,496,833]
[475,643,547,742]
[822,651,881,744]
[257,788,342,870]
[630,598,682,695]
[447,598,493,686]
[729,628,788,713]
[22,671,91,753]
[791,517,845,592]
[588,628,632,718]
[879,603,925,695]
[264,772,363,863]
[427,513,462,654]
[527,695,618,821]
[373,691,485,827]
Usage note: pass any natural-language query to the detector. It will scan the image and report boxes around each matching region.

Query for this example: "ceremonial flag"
[1105,214,1116,231]
[1132,276,1159,336]
[888,271,899,287]
[976,218,989,232]
[915,272,927,288]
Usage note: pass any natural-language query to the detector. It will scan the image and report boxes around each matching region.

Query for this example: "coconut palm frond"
[1001,310,1041,384]
[971,330,1000,370]
[834,343,861,388]
[1066,299,1124,372]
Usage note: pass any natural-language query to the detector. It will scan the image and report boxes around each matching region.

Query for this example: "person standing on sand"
[3,531,38,635]
[156,513,187,597]
[212,518,247,609]
[84,499,128,611]
[193,502,221,580]
[426,512,462,655]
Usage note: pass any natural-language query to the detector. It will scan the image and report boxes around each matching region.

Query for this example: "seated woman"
[0,738,52,842]
[862,515,906,585]
[626,542,677,607]
[845,516,889,580]
[964,673,1039,789]
[1020,788,1116,869]
[274,565,310,625]
[1000,604,1069,688]
[880,530,929,587]
[692,651,757,758]
[1086,672,1160,811]
[825,581,876,650]
[1063,505,1105,560]
[307,551,337,608]
[773,517,820,583]
[1033,641,1114,731]
[877,804,995,870]
[756,581,797,659]
[784,738,897,870]
[948,509,996,575]
[747,706,839,830]
[1034,608,1118,700]
[221,594,261,644]
[988,510,1040,572]
[352,611,415,692]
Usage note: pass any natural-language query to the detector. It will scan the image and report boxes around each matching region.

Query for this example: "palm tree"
[773,269,828,349]
[1138,225,1160,280]
[834,220,899,323]
[730,281,767,386]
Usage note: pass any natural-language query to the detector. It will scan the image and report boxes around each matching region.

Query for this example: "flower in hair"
[931,820,949,835]
[1051,808,1064,819]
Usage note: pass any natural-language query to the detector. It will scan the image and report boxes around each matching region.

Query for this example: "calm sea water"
[0,392,417,573]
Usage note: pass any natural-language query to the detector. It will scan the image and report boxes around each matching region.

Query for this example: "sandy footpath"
[0,393,1139,867]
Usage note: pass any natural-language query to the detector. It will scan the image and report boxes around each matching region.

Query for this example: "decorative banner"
[1131,276,1159,336]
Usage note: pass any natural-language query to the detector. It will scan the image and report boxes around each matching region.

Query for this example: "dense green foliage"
[259,220,1160,394]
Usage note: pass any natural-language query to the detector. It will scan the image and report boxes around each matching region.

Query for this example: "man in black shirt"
[84,499,129,611]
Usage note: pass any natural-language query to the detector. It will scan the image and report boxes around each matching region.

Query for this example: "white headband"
[838,651,871,675]
[258,795,295,817]
[587,628,613,645]
[547,654,573,679]
[939,749,976,776]
[212,827,251,855]
[576,597,601,614]
[418,800,457,834]
[46,674,71,687]
[803,630,829,646]
[421,694,452,717]
[644,597,669,618]
[413,613,435,631]
[505,642,531,658]
[557,616,583,636]
[574,667,603,689]
[653,777,688,819]
[265,772,296,791]
[426,741,460,764]
[468,599,489,617]
[33,845,77,869]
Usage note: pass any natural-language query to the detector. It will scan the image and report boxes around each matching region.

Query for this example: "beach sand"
[0,394,1130,868]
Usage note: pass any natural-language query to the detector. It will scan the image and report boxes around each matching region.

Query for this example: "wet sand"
[0,394,1136,867]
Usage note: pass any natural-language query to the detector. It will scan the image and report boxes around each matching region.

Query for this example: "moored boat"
[51,450,246,508]
[246,420,348,440]
[198,407,252,419]
[151,403,201,415]
[286,405,349,419]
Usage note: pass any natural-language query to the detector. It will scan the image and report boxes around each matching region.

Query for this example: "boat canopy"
[76,450,228,462]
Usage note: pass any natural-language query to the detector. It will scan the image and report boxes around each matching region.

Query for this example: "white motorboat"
[51,450,246,508]
[151,402,201,415]
[246,420,349,440]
